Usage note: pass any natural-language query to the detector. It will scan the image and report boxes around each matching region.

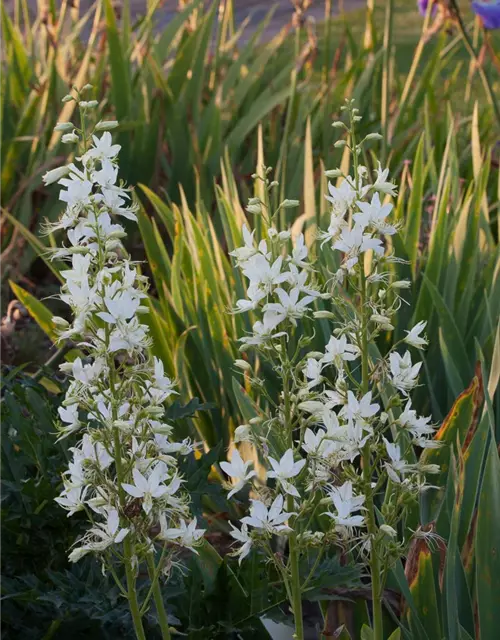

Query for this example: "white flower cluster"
[46,90,204,568]
[225,102,439,582]
[231,225,321,345]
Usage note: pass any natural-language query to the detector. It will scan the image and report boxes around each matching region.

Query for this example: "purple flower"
[417,0,437,17]
[472,0,500,29]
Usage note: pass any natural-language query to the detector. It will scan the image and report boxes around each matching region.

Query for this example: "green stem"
[359,268,383,640]
[146,554,171,640]
[282,355,304,640]
[109,356,146,640]
[287,495,304,640]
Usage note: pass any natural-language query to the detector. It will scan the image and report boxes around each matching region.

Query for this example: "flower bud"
[54,122,74,132]
[136,305,149,314]
[267,227,278,239]
[324,169,342,178]
[61,132,79,144]
[246,199,262,215]
[62,94,74,103]
[145,406,165,417]
[331,121,346,129]
[313,310,335,319]
[43,165,70,185]
[95,120,119,131]
[234,359,252,372]
[334,140,347,148]
[249,416,262,425]
[278,230,291,241]
[281,199,300,208]
[380,524,397,538]
[307,351,325,359]
[392,280,411,289]
[234,424,252,443]
[79,100,98,109]
[52,316,69,327]
[82,83,93,91]
[419,464,440,475]
[365,133,383,141]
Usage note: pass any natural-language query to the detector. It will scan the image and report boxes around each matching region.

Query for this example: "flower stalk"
[45,86,205,640]
[226,98,439,638]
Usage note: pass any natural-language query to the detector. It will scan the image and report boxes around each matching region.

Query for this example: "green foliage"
[1,1,499,637]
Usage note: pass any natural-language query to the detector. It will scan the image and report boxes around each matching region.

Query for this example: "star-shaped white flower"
[267,449,306,497]
[160,517,205,554]
[241,494,296,534]
[389,351,422,394]
[404,321,428,349]
[323,481,366,530]
[122,465,169,514]
[220,448,256,498]
[229,522,253,564]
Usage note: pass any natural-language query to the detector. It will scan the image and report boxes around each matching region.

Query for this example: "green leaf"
[475,436,500,638]
[361,625,374,640]
[420,366,484,523]
[104,0,131,121]
[9,281,57,342]
[404,135,425,274]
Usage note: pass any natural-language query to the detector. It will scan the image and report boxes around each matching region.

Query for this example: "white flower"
[159,518,205,554]
[241,494,296,534]
[220,448,256,498]
[288,233,308,269]
[354,192,395,235]
[72,434,113,470]
[339,391,379,425]
[242,254,288,294]
[58,404,81,438]
[304,358,323,388]
[389,351,421,394]
[267,449,306,497]
[230,225,267,265]
[333,224,384,269]
[68,509,129,563]
[404,321,428,349]
[323,481,365,530]
[58,171,93,211]
[383,438,415,483]
[325,178,358,216]
[353,193,396,235]
[107,317,150,353]
[91,508,129,547]
[234,284,266,313]
[239,315,287,347]
[318,210,347,245]
[286,264,319,297]
[229,522,253,564]
[398,400,432,435]
[55,484,88,516]
[122,465,169,514]
[322,335,359,368]
[263,287,315,325]
[98,289,141,324]
[373,162,397,196]
[82,132,121,163]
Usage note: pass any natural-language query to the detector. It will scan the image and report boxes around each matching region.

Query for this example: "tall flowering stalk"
[227,100,439,639]
[44,86,204,640]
